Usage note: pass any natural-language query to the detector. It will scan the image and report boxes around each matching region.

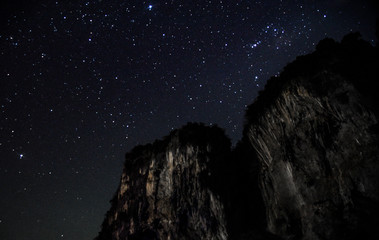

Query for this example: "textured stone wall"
[96,34,379,240]
[96,124,230,240]
[244,35,379,239]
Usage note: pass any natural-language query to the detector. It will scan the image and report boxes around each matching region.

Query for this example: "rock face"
[96,33,379,240]
[244,33,379,239]
[96,123,231,240]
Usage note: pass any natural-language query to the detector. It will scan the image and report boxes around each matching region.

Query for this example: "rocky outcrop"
[244,33,379,239]
[95,123,231,240]
[96,33,379,240]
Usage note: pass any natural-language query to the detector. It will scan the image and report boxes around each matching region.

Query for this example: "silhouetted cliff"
[96,123,231,240]
[244,32,379,239]
[96,33,379,239]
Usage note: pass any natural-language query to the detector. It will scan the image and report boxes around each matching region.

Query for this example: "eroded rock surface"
[96,123,231,240]
[244,34,379,239]
[96,34,379,240]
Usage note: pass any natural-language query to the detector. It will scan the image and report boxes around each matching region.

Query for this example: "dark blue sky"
[0,0,378,239]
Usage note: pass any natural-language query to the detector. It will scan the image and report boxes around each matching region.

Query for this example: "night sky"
[0,0,377,239]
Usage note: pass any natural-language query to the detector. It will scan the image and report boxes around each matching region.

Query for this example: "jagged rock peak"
[245,32,379,128]
[96,33,379,240]
[95,123,231,240]
[244,33,379,239]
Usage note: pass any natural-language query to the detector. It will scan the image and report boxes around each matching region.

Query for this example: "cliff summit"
[96,33,379,240]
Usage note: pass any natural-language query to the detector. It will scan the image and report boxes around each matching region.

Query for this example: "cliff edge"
[96,123,231,240]
[96,33,379,239]
[244,33,379,239]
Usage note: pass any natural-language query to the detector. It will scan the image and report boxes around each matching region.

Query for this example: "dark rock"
[96,34,379,240]
[95,123,231,240]
[244,33,379,239]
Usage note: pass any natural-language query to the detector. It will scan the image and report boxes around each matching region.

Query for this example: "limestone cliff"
[244,33,379,239]
[96,33,379,240]
[95,123,231,240]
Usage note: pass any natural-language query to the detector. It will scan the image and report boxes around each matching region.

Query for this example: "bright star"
[148,5,153,10]
[19,154,24,159]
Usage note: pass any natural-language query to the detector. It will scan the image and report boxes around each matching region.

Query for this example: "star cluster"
[0,0,377,239]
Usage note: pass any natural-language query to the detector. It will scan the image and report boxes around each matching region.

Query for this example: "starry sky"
[0,0,378,239]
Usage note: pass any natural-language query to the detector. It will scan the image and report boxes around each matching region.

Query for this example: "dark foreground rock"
[96,33,379,239]
[95,123,231,240]
[244,33,379,239]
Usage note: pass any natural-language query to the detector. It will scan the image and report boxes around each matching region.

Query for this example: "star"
[19,154,24,159]
[148,5,153,11]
